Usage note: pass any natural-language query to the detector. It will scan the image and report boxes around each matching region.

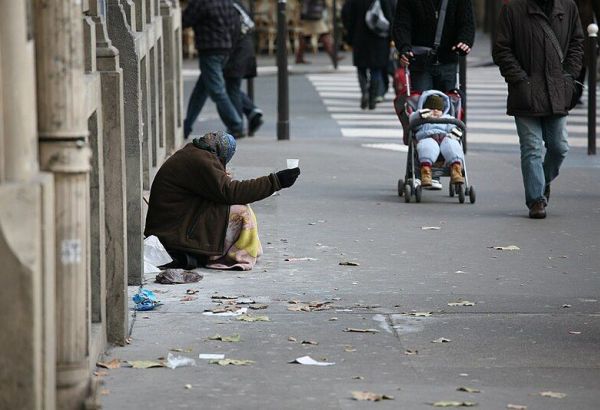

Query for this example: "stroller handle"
[408,116,466,133]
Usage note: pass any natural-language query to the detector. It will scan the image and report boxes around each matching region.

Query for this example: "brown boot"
[421,165,432,187]
[450,162,464,184]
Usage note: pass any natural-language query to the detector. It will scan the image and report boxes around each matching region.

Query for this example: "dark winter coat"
[392,0,475,64]
[342,0,395,69]
[223,32,257,79]
[492,0,584,116]
[144,144,281,256]
[182,0,240,54]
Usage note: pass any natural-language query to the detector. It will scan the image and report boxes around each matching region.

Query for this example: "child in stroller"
[410,91,465,187]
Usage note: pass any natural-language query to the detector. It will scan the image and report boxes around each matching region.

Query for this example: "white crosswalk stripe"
[308,66,596,150]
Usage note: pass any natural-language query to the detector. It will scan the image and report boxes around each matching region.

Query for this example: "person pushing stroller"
[410,91,464,187]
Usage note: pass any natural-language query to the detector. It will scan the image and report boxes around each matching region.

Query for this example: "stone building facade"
[0,0,183,408]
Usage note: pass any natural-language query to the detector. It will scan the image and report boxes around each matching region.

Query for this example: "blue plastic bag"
[133,289,160,311]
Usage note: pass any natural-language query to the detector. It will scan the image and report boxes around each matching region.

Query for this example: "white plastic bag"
[166,352,196,369]
[143,235,172,271]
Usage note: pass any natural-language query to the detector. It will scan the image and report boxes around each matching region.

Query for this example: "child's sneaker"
[421,165,432,187]
[450,162,464,184]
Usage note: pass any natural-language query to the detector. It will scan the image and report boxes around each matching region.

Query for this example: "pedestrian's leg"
[515,116,546,208]
[240,91,256,118]
[200,55,243,136]
[320,33,341,64]
[225,76,243,118]
[541,115,569,196]
[357,67,369,110]
[241,91,263,136]
[183,57,210,138]
[296,35,309,63]
[368,68,383,109]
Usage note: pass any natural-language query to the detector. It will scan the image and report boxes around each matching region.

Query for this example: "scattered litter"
[448,300,475,307]
[455,270,466,274]
[288,336,297,342]
[404,349,418,355]
[211,294,239,300]
[186,289,199,295]
[170,348,193,353]
[430,401,477,407]
[329,317,338,321]
[209,359,254,366]
[562,304,572,308]
[568,331,581,335]
[236,297,255,304]
[432,337,451,343]
[344,328,379,333]
[344,345,356,352]
[96,359,121,369]
[203,307,247,317]
[288,304,311,312]
[301,340,318,345]
[336,309,353,312]
[184,384,192,390]
[236,314,270,322]
[459,373,469,377]
[132,289,161,311]
[353,376,364,380]
[126,360,165,369]
[457,387,480,393]
[249,304,269,310]
[290,356,335,366]
[539,391,566,399]
[165,353,196,369]
[339,261,360,266]
[351,391,394,401]
[207,334,241,342]
[285,257,317,262]
[205,305,241,314]
[421,226,441,230]
[490,245,520,251]
[155,269,202,284]
[406,312,432,317]
[507,405,527,410]
[143,235,173,273]
[198,354,225,360]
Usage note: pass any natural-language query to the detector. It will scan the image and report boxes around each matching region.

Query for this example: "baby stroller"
[393,66,475,204]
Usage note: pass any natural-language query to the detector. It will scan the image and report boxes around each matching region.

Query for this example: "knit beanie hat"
[424,94,444,111]
[192,131,237,165]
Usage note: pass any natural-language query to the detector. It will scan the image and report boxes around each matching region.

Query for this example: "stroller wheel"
[404,184,411,202]
[457,184,465,204]
[398,179,404,196]
[415,185,422,203]
[449,183,455,197]
[469,185,476,204]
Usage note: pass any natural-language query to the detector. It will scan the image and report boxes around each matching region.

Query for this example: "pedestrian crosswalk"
[308,66,595,149]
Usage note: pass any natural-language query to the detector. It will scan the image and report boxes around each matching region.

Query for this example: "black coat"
[342,0,395,69]
[492,0,584,116]
[392,0,475,64]
[182,0,240,54]
[224,34,257,79]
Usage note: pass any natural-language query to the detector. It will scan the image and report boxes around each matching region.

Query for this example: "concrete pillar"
[107,0,144,285]
[33,0,92,408]
[93,3,130,343]
[0,2,56,410]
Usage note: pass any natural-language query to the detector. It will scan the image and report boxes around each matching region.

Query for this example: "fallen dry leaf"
[287,304,311,312]
[351,391,394,401]
[491,245,520,251]
[344,345,357,352]
[301,340,319,345]
[344,328,379,333]
[448,301,475,307]
[185,289,199,295]
[284,257,317,262]
[126,360,164,369]
[431,401,477,407]
[432,337,452,343]
[507,405,527,410]
[457,387,481,393]
[236,314,270,322]
[207,334,241,342]
[180,295,196,302]
[539,391,566,399]
[329,317,338,321]
[249,304,269,310]
[209,359,254,366]
[404,349,418,355]
[353,376,365,380]
[562,304,572,308]
[170,348,193,353]
[407,312,433,317]
[211,294,239,300]
[288,336,297,342]
[339,261,360,266]
[205,305,240,314]
[96,359,121,369]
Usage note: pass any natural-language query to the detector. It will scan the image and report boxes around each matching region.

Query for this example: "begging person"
[145,131,300,270]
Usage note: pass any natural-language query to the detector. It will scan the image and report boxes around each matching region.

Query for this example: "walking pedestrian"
[145,131,301,270]
[493,0,584,219]
[182,0,244,139]
[392,0,475,92]
[341,0,395,110]
[296,0,340,65]
[224,1,264,136]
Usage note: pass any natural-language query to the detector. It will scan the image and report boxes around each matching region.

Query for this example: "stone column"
[34,0,92,408]
[0,2,56,409]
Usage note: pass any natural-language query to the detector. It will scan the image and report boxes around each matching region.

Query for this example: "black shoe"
[360,94,368,110]
[529,200,547,219]
[248,110,263,136]
[183,121,192,139]
[368,98,377,110]
[543,184,551,203]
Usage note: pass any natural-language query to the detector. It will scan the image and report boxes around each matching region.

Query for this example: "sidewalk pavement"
[102,32,599,410]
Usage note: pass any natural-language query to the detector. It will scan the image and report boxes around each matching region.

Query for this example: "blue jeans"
[514,116,569,208]
[411,62,457,92]
[184,54,243,137]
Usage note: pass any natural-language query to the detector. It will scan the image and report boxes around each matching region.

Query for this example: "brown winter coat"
[492,0,584,116]
[144,144,281,256]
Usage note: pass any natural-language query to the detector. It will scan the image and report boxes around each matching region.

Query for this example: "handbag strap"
[433,0,449,52]
[537,17,564,63]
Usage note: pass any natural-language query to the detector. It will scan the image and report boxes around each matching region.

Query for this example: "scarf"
[192,131,237,166]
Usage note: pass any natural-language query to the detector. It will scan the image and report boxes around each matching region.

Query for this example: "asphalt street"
[100,40,600,409]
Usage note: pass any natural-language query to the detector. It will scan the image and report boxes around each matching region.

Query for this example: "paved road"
[101,51,600,409]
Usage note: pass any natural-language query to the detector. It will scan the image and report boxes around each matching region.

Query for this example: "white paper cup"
[286,158,299,169]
